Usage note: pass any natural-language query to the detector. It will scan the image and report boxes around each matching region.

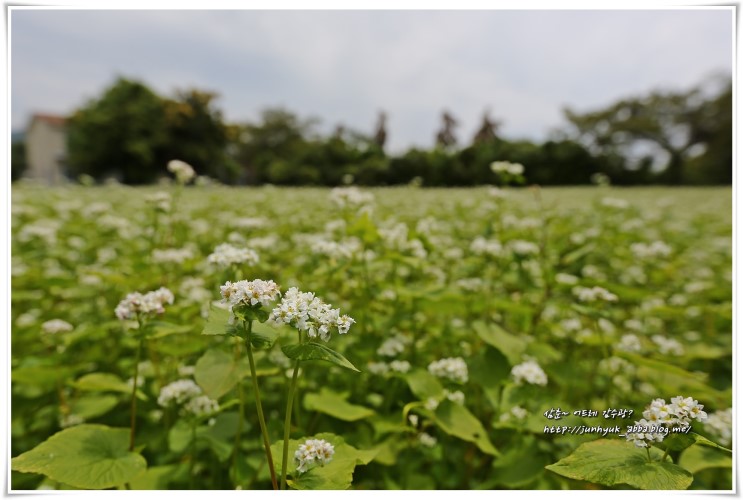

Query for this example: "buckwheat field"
[10,180,733,490]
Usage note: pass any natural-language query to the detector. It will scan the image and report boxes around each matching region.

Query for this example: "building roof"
[30,113,67,127]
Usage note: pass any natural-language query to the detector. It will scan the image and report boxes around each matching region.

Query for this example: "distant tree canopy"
[58,75,731,186]
[563,76,732,185]
[66,77,234,184]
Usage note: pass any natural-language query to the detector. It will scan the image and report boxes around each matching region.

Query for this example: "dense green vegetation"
[10,183,732,490]
[13,75,732,186]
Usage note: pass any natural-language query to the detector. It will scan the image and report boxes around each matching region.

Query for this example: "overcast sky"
[10,8,733,152]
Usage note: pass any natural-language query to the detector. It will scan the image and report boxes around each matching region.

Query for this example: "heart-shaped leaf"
[11,424,147,489]
[545,439,693,490]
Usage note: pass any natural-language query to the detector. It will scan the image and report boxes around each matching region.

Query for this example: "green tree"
[232,108,318,184]
[11,140,26,182]
[67,77,169,184]
[163,89,238,182]
[563,77,732,185]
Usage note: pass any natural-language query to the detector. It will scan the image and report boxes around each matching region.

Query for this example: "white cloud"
[10,9,733,151]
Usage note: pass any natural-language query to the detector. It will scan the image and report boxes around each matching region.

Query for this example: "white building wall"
[25,120,67,184]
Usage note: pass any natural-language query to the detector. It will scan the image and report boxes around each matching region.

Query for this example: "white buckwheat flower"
[490,161,524,175]
[115,287,174,321]
[157,379,203,407]
[208,243,259,268]
[626,418,666,448]
[167,159,196,184]
[572,286,618,303]
[428,357,468,384]
[509,240,540,256]
[670,396,707,423]
[418,432,438,448]
[183,395,219,417]
[268,287,354,342]
[616,334,643,353]
[510,360,548,386]
[329,186,374,211]
[651,335,685,356]
[704,409,732,446]
[294,438,334,473]
[220,279,281,315]
[41,319,74,335]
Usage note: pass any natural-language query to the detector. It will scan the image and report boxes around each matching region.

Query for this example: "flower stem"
[646,447,653,463]
[232,339,244,487]
[129,336,144,452]
[281,359,301,490]
[245,321,278,490]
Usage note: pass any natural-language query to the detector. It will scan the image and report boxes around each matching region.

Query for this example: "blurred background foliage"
[12,75,732,186]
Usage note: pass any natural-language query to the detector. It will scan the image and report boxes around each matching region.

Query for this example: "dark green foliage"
[11,140,26,181]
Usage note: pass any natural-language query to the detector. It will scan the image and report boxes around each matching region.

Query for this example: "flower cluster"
[509,240,540,257]
[158,379,219,417]
[470,237,503,257]
[145,191,171,212]
[183,395,220,417]
[376,334,410,357]
[167,159,196,184]
[329,186,374,211]
[651,335,684,356]
[268,287,354,342]
[208,243,259,268]
[704,408,732,447]
[427,357,468,384]
[157,379,203,407]
[499,405,529,422]
[220,279,281,313]
[630,241,672,260]
[572,286,618,303]
[152,247,195,264]
[490,161,524,175]
[41,319,73,335]
[115,287,174,321]
[626,396,708,448]
[616,334,643,353]
[294,438,334,473]
[510,360,548,386]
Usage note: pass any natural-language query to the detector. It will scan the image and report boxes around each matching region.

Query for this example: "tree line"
[13,75,731,185]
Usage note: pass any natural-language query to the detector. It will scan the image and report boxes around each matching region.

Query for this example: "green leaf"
[473,321,527,366]
[686,432,732,453]
[304,388,375,421]
[201,304,236,336]
[404,369,444,400]
[11,424,147,489]
[270,433,376,490]
[250,326,278,350]
[489,437,550,488]
[431,400,499,456]
[194,348,249,399]
[678,444,733,474]
[73,373,146,400]
[128,464,179,490]
[618,353,730,408]
[545,439,693,490]
[69,395,119,420]
[144,321,194,339]
[561,243,596,265]
[282,342,360,372]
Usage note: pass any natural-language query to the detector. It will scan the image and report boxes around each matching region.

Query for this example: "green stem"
[281,359,301,490]
[245,321,279,490]
[189,422,197,489]
[646,446,653,463]
[232,339,244,488]
[129,335,144,452]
